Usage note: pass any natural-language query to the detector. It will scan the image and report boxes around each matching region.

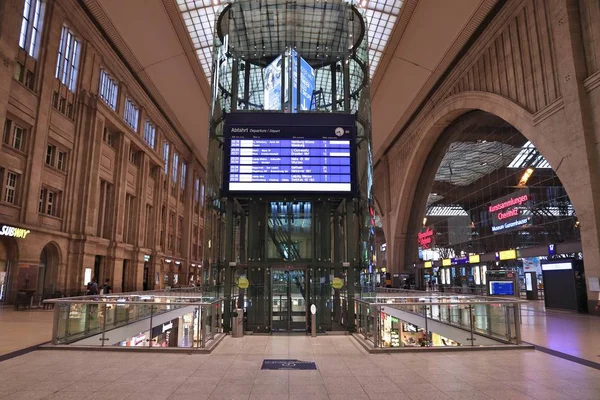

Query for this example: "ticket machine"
[486,270,519,297]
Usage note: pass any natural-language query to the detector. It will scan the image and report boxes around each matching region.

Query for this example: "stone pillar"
[112,134,130,242]
[21,2,62,225]
[551,0,600,313]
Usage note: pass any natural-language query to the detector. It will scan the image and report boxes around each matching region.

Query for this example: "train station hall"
[0,0,600,399]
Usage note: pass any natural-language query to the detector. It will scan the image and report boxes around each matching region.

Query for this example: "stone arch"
[38,241,62,298]
[390,91,583,270]
[0,236,19,302]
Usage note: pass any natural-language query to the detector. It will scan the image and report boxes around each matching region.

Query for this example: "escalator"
[267,216,301,261]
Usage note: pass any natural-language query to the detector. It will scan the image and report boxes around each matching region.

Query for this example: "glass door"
[271,267,307,332]
[272,269,289,331]
[289,269,306,331]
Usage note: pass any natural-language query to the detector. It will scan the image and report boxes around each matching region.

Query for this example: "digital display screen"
[541,262,572,271]
[525,273,533,291]
[228,138,351,191]
[223,113,356,193]
[489,281,515,296]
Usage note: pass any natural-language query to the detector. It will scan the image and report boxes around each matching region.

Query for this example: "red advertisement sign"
[418,228,434,249]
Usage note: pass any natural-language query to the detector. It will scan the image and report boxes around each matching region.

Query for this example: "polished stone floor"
[1,336,599,400]
[0,306,53,356]
[519,301,600,364]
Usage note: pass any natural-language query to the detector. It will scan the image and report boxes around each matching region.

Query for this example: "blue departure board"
[228,138,352,192]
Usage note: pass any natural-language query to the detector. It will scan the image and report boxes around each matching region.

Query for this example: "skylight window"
[178,0,404,80]
[426,205,468,217]
[508,141,551,169]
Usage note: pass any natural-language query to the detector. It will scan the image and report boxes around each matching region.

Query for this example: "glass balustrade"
[45,291,224,349]
[354,289,525,349]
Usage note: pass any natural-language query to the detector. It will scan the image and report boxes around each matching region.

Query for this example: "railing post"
[468,305,475,346]
[148,305,154,348]
[195,305,201,349]
[424,305,429,347]
[201,305,206,348]
[505,305,512,341]
[100,303,108,347]
[65,304,71,340]
[513,303,521,344]
[51,302,60,345]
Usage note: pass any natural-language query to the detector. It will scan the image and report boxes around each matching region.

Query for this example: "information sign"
[332,277,343,289]
[224,114,356,193]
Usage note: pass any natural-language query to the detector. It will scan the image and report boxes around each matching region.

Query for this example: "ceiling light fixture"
[518,167,535,187]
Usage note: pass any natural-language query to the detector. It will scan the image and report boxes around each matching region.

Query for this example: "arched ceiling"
[83,0,500,166]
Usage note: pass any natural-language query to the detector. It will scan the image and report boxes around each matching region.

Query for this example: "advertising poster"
[489,188,531,234]
[264,55,282,111]
[290,50,316,112]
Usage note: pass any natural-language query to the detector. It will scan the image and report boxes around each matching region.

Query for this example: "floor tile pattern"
[1,336,599,400]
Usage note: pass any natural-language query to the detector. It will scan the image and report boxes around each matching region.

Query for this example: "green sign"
[238,277,249,289]
[332,277,343,289]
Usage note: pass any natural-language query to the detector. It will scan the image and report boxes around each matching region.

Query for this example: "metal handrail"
[356,299,528,307]
[44,298,219,305]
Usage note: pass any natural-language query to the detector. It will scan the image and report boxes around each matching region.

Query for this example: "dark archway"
[38,242,61,300]
[0,236,18,302]
[404,110,579,286]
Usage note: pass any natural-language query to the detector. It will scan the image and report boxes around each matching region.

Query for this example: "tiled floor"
[520,302,600,364]
[1,336,599,400]
[0,306,53,356]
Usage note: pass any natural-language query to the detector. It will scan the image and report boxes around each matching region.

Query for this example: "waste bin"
[232,308,244,338]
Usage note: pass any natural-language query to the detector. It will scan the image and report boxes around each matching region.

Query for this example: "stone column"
[550,0,600,313]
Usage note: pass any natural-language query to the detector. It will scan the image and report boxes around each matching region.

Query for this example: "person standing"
[87,277,99,295]
[101,278,112,295]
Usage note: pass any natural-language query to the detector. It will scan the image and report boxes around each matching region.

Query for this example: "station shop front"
[0,223,65,304]
[118,310,198,348]
[378,312,461,348]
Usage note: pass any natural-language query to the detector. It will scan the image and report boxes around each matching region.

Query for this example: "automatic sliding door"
[272,269,289,332]
[289,269,306,331]
[271,268,307,332]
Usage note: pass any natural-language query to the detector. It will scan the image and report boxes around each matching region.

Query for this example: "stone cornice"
[532,98,564,125]
[584,70,600,93]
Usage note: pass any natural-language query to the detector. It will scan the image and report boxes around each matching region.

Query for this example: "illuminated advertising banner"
[489,188,531,233]
[264,51,316,112]
[0,224,31,239]
[291,50,316,112]
[264,55,283,110]
[224,113,356,193]
[417,228,434,250]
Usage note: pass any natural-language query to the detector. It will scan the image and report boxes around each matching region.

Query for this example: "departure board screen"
[223,115,356,193]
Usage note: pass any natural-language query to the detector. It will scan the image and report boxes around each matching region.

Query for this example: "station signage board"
[489,188,531,233]
[223,113,356,194]
[451,257,469,265]
[417,228,434,250]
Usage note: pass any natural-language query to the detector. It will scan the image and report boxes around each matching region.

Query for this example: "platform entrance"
[272,267,307,332]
